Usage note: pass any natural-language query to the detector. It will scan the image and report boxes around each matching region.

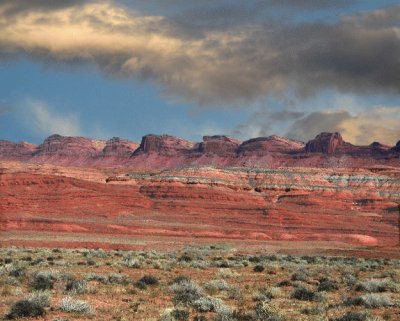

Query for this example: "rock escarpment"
[238,136,304,155]
[136,134,194,155]
[1,132,400,168]
[305,132,344,154]
[1,162,399,249]
[36,134,105,156]
[102,137,139,157]
[198,135,240,155]
[0,141,36,160]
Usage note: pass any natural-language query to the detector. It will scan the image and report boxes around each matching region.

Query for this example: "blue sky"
[1,0,400,145]
[0,59,248,143]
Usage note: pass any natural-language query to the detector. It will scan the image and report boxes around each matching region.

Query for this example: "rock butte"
[1,132,400,168]
[0,132,399,255]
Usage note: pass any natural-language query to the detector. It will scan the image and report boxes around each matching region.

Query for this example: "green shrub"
[172,308,189,321]
[255,301,284,321]
[179,254,192,262]
[213,306,234,321]
[108,273,127,284]
[66,279,87,294]
[291,287,324,302]
[135,275,159,289]
[123,257,141,268]
[276,280,291,287]
[343,273,358,286]
[171,275,191,284]
[253,265,265,273]
[170,279,204,306]
[355,279,390,293]
[360,293,392,308]
[193,296,223,312]
[8,267,26,278]
[27,291,51,308]
[254,287,281,301]
[345,293,392,308]
[331,311,370,321]
[318,278,339,292]
[291,269,308,282]
[6,300,45,319]
[85,273,108,284]
[204,279,231,293]
[301,305,325,316]
[30,271,56,290]
[6,291,51,320]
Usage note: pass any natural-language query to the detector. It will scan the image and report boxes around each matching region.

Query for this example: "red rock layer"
[1,162,398,248]
[305,132,344,154]
[0,141,36,160]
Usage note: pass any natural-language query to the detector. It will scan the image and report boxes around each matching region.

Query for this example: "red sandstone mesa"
[0,132,399,253]
[305,132,344,154]
[1,132,400,168]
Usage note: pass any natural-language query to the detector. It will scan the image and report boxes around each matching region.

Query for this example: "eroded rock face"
[137,134,194,155]
[102,137,139,157]
[35,134,105,157]
[1,132,400,168]
[239,136,305,155]
[305,132,344,154]
[0,141,36,160]
[1,163,399,249]
[198,135,240,155]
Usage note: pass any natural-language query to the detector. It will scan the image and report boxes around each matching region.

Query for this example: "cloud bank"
[233,106,400,145]
[1,1,400,105]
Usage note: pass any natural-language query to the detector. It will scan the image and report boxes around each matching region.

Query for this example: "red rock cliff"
[305,132,344,154]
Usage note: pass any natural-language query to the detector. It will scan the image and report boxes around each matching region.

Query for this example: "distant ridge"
[1,132,400,168]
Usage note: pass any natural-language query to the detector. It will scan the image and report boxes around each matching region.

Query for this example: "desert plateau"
[2,0,400,320]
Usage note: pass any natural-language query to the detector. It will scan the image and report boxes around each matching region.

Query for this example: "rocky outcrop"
[102,137,139,157]
[238,135,305,155]
[305,132,344,154]
[370,142,389,149]
[29,134,106,166]
[136,134,194,155]
[1,132,400,168]
[35,134,105,157]
[198,135,240,155]
[0,140,36,160]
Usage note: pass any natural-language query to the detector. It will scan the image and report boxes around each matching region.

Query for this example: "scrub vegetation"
[0,247,399,320]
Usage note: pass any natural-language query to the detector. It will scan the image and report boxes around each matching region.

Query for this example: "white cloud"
[24,99,81,136]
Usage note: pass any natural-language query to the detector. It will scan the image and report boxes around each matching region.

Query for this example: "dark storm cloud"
[232,109,305,139]
[285,108,400,145]
[267,0,353,9]
[0,0,399,104]
[128,0,354,11]
[277,16,400,96]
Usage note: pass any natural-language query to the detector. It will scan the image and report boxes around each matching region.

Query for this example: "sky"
[1,0,400,145]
